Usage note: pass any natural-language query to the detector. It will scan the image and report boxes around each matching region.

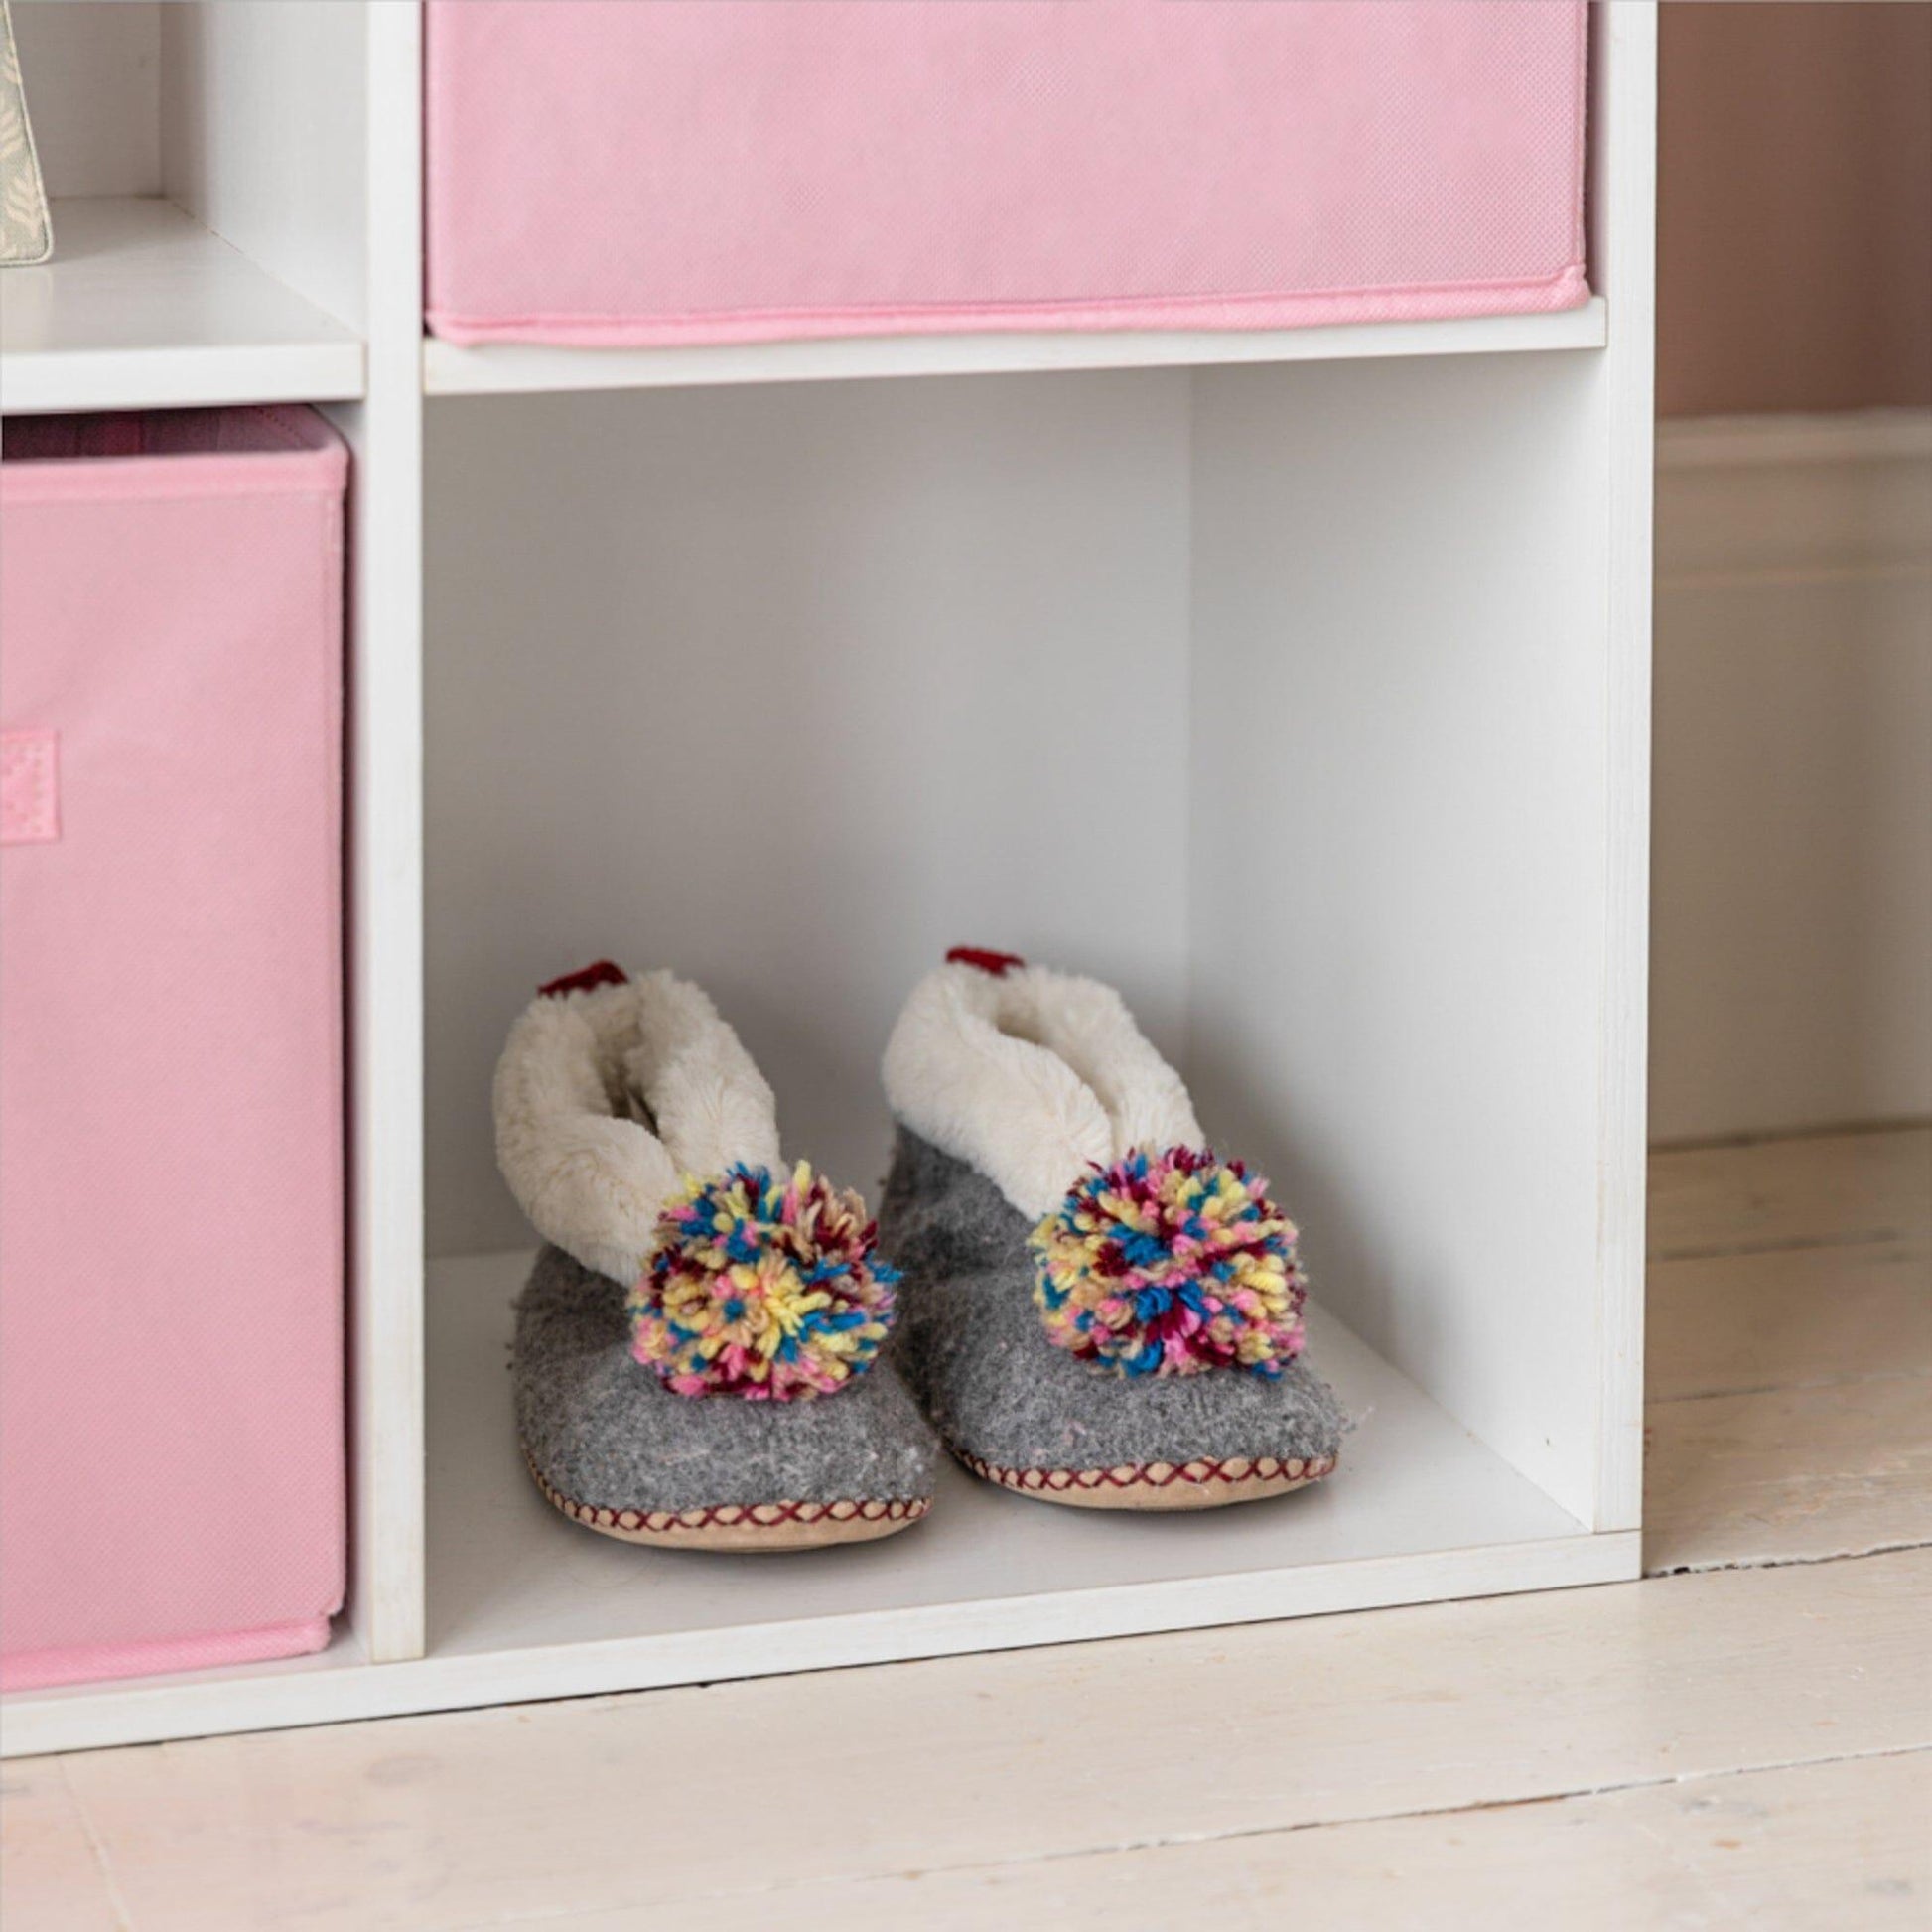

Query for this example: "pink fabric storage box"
[424,0,1588,347]
[1,408,347,1691]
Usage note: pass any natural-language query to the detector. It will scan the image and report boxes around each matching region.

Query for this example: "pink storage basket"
[1,408,347,1690]
[425,0,1588,348]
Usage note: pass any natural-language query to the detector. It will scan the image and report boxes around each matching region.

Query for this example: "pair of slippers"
[495,950,1344,1552]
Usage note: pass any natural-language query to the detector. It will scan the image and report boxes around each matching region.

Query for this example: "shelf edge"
[2,1529,1634,1759]
[1,343,367,416]
[424,299,1610,398]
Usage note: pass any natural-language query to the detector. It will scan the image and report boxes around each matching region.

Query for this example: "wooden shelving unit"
[0,0,1657,1759]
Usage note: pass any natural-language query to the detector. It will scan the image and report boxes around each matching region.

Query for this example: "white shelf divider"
[334,0,429,1669]
[0,198,365,415]
[423,298,1608,397]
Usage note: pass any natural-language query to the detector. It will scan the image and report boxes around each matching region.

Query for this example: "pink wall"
[1658,2,1932,419]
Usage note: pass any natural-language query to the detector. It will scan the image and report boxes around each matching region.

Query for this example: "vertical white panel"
[1188,349,1613,1526]
[423,373,1193,1259]
[323,0,424,1665]
[1590,0,1657,1534]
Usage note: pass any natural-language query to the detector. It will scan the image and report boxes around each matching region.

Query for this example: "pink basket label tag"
[1,732,60,845]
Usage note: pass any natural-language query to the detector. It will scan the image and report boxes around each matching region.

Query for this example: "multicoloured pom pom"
[629,1163,898,1401]
[1031,1146,1307,1379]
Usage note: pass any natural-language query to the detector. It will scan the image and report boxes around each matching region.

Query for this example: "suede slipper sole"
[953,1448,1338,1512]
[523,1449,931,1552]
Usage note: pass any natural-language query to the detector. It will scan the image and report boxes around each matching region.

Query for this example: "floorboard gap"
[1646,1537,1932,1579]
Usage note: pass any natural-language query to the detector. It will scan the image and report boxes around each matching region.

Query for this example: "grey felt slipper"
[493,961,938,1552]
[877,953,1344,1512]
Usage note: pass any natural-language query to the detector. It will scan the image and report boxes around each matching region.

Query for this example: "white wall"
[424,374,1193,1260]
[10,1,159,197]
[1650,410,1932,1142]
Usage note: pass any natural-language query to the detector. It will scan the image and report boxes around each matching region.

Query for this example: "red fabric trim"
[539,959,628,998]
[524,1453,930,1537]
[946,947,1027,978]
[956,1449,1337,1495]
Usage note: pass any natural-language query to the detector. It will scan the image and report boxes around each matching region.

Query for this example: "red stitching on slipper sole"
[954,1449,1338,1493]
[523,1451,931,1537]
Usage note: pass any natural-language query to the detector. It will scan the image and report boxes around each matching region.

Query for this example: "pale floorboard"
[1646,1239,1930,1402]
[1647,1375,1932,1573]
[45,1552,1932,1930]
[1645,1124,1930,1260]
[7,1128,1930,1931]
[1642,1127,1930,1577]
[634,1754,1932,1932]
[0,1761,123,1932]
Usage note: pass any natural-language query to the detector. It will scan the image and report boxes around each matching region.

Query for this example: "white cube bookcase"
[0,1,1654,1757]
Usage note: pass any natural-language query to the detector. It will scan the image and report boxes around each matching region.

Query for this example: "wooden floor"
[6,1127,1928,1931]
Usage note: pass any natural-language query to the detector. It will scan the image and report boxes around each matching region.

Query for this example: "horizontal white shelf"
[423,298,1608,397]
[0,199,365,415]
[2,1251,1637,1758]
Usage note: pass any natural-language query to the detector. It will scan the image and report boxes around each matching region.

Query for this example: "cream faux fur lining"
[492,970,782,1286]
[881,962,1203,1222]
